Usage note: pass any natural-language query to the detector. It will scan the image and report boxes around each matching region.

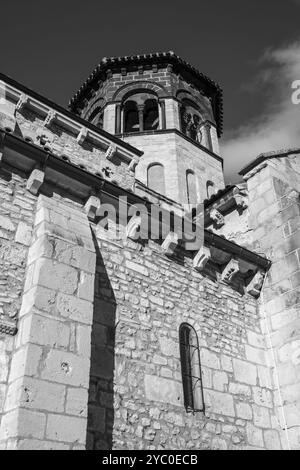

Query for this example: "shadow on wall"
[86,233,116,450]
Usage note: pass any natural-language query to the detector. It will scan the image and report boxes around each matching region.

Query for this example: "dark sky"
[1,0,300,179]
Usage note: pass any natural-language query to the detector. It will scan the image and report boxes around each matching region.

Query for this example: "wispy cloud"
[222,40,300,182]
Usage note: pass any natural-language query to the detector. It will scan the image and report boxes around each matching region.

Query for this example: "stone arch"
[83,97,106,123]
[176,89,203,109]
[147,162,166,195]
[112,80,169,102]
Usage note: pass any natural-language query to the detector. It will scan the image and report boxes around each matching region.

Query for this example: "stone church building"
[0,52,299,450]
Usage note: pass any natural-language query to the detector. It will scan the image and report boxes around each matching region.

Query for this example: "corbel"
[193,245,211,271]
[84,194,101,221]
[44,110,57,129]
[221,258,239,283]
[126,215,141,240]
[15,93,29,112]
[210,208,225,228]
[161,232,179,256]
[77,127,88,145]
[105,144,117,161]
[245,270,265,297]
[26,168,45,195]
[128,157,139,173]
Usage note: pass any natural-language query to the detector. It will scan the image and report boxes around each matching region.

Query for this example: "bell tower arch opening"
[69,52,225,205]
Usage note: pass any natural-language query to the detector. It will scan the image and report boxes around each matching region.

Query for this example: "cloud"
[221,40,300,183]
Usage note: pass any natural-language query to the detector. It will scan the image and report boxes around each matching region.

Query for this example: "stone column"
[137,105,144,132]
[159,100,166,130]
[0,195,96,450]
[115,103,121,134]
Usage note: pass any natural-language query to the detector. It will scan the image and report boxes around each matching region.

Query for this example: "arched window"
[186,170,197,205]
[147,163,165,195]
[124,100,139,133]
[180,99,203,144]
[144,99,159,131]
[122,92,159,134]
[179,323,204,413]
[206,180,215,199]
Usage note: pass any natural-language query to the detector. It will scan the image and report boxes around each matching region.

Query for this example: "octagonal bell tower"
[69,51,225,206]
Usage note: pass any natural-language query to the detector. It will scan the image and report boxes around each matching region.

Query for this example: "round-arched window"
[147,163,165,195]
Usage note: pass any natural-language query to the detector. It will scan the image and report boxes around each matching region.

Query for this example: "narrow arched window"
[186,170,197,205]
[124,101,139,133]
[206,180,215,199]
[147,163,166,195]
[144,99,159,131]
[179,323,204,413]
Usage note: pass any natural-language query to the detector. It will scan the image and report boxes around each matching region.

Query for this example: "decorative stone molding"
[221,258,239,283]
[84,195,101,221]
[161,232,179,256]
[26,168,45,195]
[193,246,211,271]
[246,270,265,297]
[77,127,88,145]
[126,215,141,240]
[0,318,17,336]
[15,93,29,112]
[44,110,57,129]
[105,144,117,161]
[210,208,225,228]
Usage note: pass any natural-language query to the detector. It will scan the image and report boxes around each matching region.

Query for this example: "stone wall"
[244,156,300,449]
[86,225,281,450]
[125,132,224,204]
[0,165,36,428]
[0,192,96,449]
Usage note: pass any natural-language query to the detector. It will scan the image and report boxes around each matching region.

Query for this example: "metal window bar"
[179,323,204,413]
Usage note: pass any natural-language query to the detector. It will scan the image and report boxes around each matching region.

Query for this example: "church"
[0,51,299,450]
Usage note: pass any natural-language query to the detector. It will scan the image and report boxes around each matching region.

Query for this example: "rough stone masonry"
[0,51,299,450]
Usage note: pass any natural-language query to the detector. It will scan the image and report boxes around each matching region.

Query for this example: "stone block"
[66,387,88,417]
[0,408,46,440]
[233,358,257,385]
[9,344,43,383]
[212,371,228,391]
[33,258,78,294]
[263,430,281,450]
[0,215,15,232]
[5,377,65,413]
[15,222,32,246]
[46,414,86,444]
[201,349,220,369]
[159,337,178,358]
[20,314,70,349]
[236,402,253,420]
[144,375,182,407]
[205,390,235,417]
[41,349,90,387]
[245,345,266,365]
[253,405,271,428]
[246,423,264,447]
[252,387,273,408]
[56,293,93,325]
[19,285,57,317]
[78,271,94,301]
